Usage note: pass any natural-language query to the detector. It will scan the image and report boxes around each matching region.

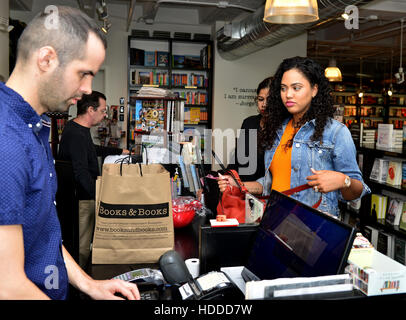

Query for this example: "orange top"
[269,119,296,192]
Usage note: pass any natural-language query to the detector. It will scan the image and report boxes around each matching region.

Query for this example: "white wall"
[0,0,9,80]
[212,32,307,166]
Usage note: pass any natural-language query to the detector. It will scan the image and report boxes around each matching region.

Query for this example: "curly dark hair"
[259,56,335,151]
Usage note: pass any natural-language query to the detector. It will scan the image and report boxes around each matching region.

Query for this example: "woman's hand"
[306,168,346,193]
[217,174,237,192]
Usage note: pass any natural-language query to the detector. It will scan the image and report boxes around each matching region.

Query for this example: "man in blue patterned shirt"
[0,6,140,300]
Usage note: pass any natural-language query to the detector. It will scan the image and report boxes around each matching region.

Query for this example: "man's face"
[38,32,106,113]
[90,98,108,126]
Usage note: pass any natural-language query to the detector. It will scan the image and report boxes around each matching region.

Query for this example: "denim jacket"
[257,117,370,217]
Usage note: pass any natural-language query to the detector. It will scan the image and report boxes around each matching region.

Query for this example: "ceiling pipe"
[126,0,136,31]
[217,0,375,61]
[140,0,256,24]
[154,0,256,13]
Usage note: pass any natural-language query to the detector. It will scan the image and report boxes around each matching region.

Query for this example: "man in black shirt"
[58,91,129,267]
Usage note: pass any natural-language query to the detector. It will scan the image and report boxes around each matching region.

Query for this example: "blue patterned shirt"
[0,82,68,299]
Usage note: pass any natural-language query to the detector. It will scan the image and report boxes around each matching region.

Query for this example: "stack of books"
[361,127,376,148]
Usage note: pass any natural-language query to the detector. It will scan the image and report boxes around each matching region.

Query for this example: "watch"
[344,175,351,188]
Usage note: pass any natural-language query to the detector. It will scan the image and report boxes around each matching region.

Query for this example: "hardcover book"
[399,202,406,232]
[386,160,402,186]
[130,48,145,65]
[377,231,394,258]
[172,55,185,68]
[402,162,406,186]
[363,225,379,248]
[370,158,389,183]
[394,237,406,265]
[144,51,156,67]
[385,199,403,226]
[370,194,388,219]
[157,51,169,67]
[377,123,394,149]
[138,72,151,85]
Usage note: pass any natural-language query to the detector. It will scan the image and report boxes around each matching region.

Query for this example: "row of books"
[389,96,406,106]
[359,118,383,129]
[130,44,211,69]
[343,105,385,117]
[184,107,208,123]
[370,157,406,186]
[178,142,204,195]
[370,194,406,227]
[360,123,406,150]
[171,73,208,88]
[376,123,404,150]
[131,70,209,89]
[364,225,406,264]
[389,107,406,117]
[389,119,406,129]
[174,91,208,105]
[131,70,169,86]
[334,95,357,105]
[200,44,211,69]
[130,49,169,67]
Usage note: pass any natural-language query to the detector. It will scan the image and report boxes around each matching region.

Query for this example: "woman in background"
[229,77,272,182]
[219,56,370,217]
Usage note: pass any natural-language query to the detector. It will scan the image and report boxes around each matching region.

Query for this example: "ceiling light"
[324,58,342,82]
[263,0,319,24]
[388,84,393,96]
[341,13,349,20]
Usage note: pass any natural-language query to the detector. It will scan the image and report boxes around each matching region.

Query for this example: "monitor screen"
[242,190,356,282]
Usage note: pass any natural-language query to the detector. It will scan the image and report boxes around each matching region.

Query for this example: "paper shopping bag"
[92,163,174,264]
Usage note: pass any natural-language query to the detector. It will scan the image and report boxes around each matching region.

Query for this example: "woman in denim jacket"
[219,56,370,217]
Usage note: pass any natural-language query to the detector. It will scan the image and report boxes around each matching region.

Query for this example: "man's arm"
[0,225,50,299]
[62,246,140,300]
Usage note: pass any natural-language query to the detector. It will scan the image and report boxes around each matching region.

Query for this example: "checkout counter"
[84,212,406,301]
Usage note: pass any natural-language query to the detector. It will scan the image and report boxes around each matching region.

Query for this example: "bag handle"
[211,150,247,193]
[281,184,322,209]
[117,143,148,176]
[211,150,321,209]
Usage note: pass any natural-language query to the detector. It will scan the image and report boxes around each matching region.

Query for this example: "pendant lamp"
[324,58,342,82]
[263,0,319,24]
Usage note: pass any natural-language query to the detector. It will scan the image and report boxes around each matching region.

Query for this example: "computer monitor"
[242,190,356,282]
[199,224,259,274]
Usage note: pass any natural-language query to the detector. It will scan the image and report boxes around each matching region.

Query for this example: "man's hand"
[83,278,140,300]
[122,149,130,155]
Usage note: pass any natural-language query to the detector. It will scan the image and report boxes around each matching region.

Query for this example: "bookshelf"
[342,145,406,264]
[127,34,213,153]
[126,96,185,151]
[333,85,406,264]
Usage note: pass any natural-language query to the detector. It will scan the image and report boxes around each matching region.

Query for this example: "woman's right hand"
[217,174,238,192]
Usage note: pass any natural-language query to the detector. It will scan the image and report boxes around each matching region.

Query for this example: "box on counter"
[347,248,406,296]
